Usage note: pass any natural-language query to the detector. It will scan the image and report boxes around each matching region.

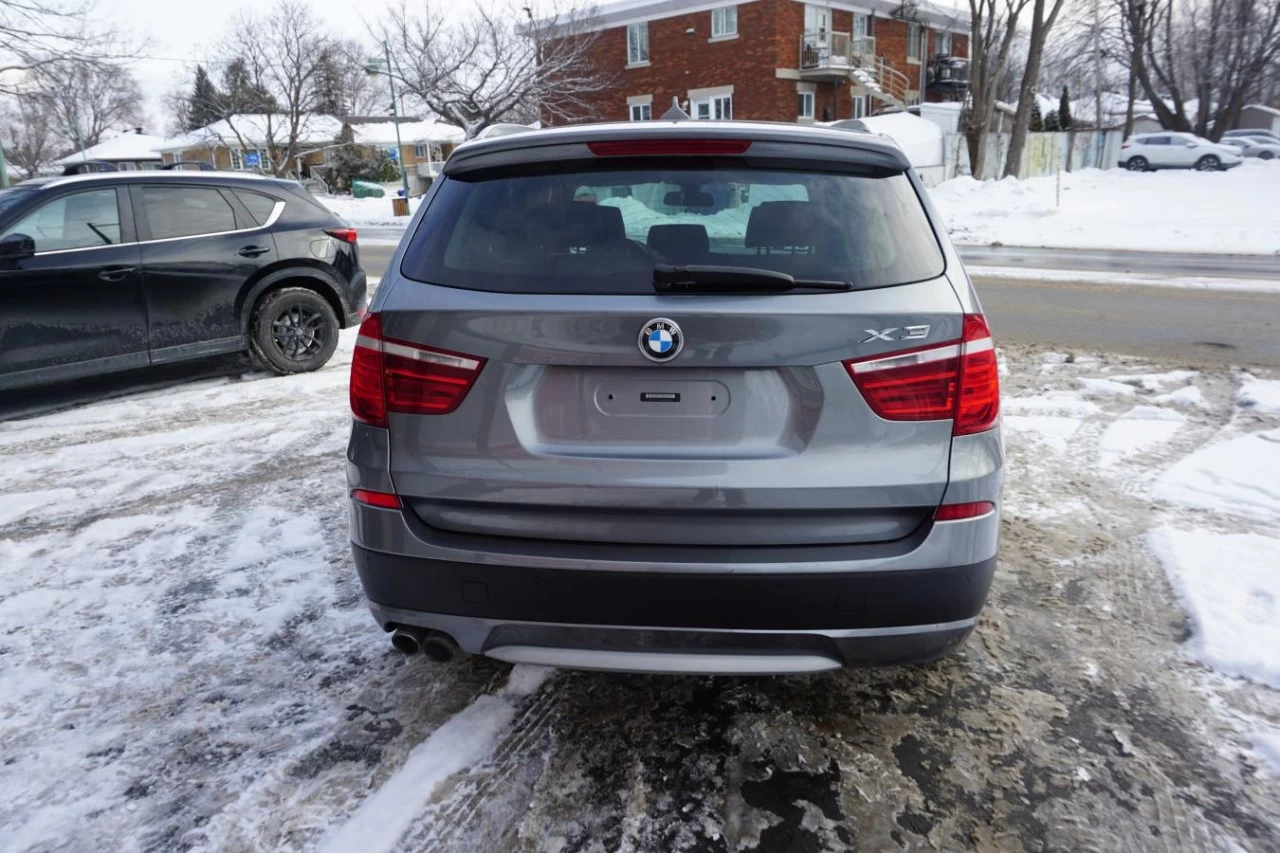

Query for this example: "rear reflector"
[587,139,752,157]
[844,313,1000,435]
[351,488,401,509]
[326,227,358,244]
[934,501,995,521]
[350,313,486,426]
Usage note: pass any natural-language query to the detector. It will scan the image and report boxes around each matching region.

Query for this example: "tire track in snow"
[315,664,553,853]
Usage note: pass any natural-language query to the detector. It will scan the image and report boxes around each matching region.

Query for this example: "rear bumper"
[353,544,995,671]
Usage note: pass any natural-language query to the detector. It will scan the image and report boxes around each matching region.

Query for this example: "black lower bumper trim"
[352,545,996,631]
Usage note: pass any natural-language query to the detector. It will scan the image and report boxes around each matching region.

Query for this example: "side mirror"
[0,233,35,260]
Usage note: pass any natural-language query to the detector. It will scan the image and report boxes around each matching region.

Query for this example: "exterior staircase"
[799,32,911,110]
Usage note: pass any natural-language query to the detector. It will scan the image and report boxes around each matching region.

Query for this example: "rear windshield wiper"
[653,264,852,294]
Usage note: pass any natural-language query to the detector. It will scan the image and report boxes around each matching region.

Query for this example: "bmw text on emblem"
[639,318,683,362]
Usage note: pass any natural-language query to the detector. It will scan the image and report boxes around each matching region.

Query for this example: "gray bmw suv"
[346,121,1003,674]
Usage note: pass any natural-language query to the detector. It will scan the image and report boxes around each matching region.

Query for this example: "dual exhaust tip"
[391,625,460,662]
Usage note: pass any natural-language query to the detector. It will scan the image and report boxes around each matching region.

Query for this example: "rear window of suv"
[399,164,944,293]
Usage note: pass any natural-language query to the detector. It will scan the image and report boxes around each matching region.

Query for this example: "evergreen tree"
[221,58,277,114]
[1043,109,1061,132]
[312,48,346,116]
[187,66,223,130]
[1058,86,1072,130]
[1029,98,1044,132]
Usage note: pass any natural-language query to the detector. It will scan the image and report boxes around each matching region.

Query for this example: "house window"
[630,102,652,121]
[693,93,732,120]
[711,6,737,37]
[413,144,428,159]
[936,30,952,56]
[852,94,867,119]
[627,22,649,65]
[907,23,922,61]
[230,148,270,170]
[797,90,815,120]
[118,162,136,171]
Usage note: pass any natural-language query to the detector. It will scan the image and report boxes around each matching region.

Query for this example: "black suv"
[0,171,366,390]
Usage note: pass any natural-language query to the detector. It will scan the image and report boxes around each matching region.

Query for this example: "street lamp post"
[365,43,411,199]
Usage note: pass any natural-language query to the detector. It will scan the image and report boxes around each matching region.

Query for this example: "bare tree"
[1003,0,1069,176]
[964,0,1030,178]
[206,0,335,176]
[379,2,616,139]
[0,93,60,175]
[1119,0,1280,139]
[30,57,144,147]
[0,0,141,96]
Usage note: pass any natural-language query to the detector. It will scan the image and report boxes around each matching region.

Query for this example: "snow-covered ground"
[2,344,1280,849]
[931,160,1280,254]
[321,190,422,228]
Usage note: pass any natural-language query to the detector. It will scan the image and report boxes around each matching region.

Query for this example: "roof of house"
[155,115,346,152]
[1242,103,1280,117]
[347,120,466,147]
[575,0,969,34]
[54,132,168,165]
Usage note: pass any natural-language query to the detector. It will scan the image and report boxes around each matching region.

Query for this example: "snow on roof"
[1243,103,1280,118]
[54,132,168,165]
[155,114,346,152]
[347,120,465,147]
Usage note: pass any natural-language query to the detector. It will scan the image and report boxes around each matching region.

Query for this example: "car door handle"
[237,245,271,258]
[98,266,136,282]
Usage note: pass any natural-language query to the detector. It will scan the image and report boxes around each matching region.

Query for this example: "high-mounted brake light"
[844,314,1000,435]
[326,227,358,244]
[350,313,486,427]
[587,139,753,157]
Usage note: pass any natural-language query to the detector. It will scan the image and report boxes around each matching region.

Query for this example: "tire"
[1260,151,1275,161]
[248,287,340,375]
[1125,156,1148,171]
[1194,155,1220,171]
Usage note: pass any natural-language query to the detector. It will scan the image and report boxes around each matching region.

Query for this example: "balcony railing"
[799,31,876,71]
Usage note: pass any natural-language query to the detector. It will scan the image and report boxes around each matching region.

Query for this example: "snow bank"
[930,161,1280,254]
[855,112,943,167]
[1238,373,1280,414]
[1153,427,1280,523]
[1147,528,1280,689]
[319,192,422,227]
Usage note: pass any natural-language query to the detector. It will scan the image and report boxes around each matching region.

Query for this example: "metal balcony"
[798,32,876,78]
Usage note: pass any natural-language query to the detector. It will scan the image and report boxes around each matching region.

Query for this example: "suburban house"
[155,114,465,193]
[557,0,969,126]
[54,130,168,172]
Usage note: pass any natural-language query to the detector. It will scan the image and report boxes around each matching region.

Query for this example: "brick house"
[557,0,969,126]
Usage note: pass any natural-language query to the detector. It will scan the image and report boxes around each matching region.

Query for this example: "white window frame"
[853,14,868,39]
[630,102,652,121]
[851,93,867,119]
[711,6,738,38]
[413,143,428,159]
[907,23,922,62]
[627,22,649,66]
[230,147,270,171]
[936,30,952,56]
[797,85,815,120]
[692,94,732,120]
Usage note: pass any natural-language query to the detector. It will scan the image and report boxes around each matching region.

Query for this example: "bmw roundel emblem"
[639,318,683,362]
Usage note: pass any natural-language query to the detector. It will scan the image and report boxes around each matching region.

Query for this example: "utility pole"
[1093,0,1105,162]
[366,43,410,198]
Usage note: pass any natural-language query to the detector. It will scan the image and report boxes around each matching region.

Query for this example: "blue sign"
[387,146,399,161]
[243,151,260,167]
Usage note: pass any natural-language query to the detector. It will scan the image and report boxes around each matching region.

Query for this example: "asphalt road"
[360,243,1280,367]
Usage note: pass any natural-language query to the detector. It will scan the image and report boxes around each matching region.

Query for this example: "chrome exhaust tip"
[391,625,427,655]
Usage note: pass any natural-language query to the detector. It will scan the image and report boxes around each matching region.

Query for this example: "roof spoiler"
[474,123,536,140]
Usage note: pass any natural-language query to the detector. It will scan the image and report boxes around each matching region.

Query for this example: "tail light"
[351,488,401,509]
[1121,142,1130,149]
[844,313,999,436]
[587,139,753,156]
[350,314,486,427]
[326,227,358,244]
